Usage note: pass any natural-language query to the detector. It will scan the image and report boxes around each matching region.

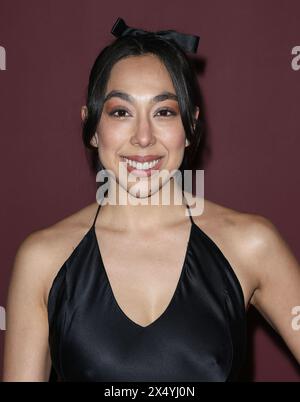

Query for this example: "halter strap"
[92,202,102,228]
[182,190,195,225]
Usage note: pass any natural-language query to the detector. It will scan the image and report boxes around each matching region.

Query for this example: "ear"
[193,106,200,129]
[186,106,200,147]
[81,105,88,122]
[90,132,99,148]
[81,106,98,148]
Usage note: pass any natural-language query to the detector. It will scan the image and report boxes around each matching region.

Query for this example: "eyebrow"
[103,90,178,104]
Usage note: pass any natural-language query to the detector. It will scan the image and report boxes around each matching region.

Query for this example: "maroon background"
[0,0,299,381]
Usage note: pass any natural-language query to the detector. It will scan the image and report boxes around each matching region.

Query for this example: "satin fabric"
[110,17,200,54]
[48,200,247,382]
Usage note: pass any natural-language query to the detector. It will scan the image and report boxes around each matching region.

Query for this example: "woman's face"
[89,53,197,199]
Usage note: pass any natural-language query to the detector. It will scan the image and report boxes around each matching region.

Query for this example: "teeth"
[122,157,160,170]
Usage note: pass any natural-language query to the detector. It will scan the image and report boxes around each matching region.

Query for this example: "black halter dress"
[48,196,247,382]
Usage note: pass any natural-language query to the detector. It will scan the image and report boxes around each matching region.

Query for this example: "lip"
[120,155,164,177]
[120,155,163,163]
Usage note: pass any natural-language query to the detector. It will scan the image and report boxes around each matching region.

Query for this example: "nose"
[130,114,156,147]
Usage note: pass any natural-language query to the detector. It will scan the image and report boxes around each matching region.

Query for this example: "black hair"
[82,33,204,173]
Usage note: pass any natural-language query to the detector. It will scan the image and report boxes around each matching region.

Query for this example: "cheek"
[163,130,186,151]
[97,119,125,152]
[159,118,185,148]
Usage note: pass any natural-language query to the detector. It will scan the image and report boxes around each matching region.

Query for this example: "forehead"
[106,54,175,92]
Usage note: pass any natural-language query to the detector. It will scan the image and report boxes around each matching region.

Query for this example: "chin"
[128,183,161,200]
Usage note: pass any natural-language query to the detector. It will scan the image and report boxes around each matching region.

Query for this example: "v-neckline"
[93,218,194,330]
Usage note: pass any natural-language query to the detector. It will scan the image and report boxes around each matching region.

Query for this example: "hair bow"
[111,17,200,54]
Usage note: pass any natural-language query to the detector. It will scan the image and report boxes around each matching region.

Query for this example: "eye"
[156,108,177,117]
[109,108,130,118]
[108,108,177,119]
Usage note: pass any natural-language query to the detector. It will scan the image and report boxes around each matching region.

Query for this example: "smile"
[121,157,161,170]
[119,155,164,177]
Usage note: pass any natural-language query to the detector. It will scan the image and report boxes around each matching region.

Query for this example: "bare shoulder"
[194,196,272,242]
[11,202,99,308]
[194,197,282,307]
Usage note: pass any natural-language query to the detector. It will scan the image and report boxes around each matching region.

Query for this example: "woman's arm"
[2,232,52,381]
[249,215,300,364]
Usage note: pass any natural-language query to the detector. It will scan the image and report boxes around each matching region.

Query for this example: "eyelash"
[108,108,177,119]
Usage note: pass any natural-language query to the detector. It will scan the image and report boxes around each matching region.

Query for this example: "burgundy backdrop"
[0,0,299,381]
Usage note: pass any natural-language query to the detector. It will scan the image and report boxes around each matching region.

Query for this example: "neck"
[97,177,190,231]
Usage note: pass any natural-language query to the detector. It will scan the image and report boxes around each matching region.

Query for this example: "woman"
[3,17,300,382]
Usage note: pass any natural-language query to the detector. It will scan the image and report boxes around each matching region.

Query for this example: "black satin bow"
[111,17,200,54]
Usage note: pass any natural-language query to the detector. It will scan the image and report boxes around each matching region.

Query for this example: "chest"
[95,223,191,327]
